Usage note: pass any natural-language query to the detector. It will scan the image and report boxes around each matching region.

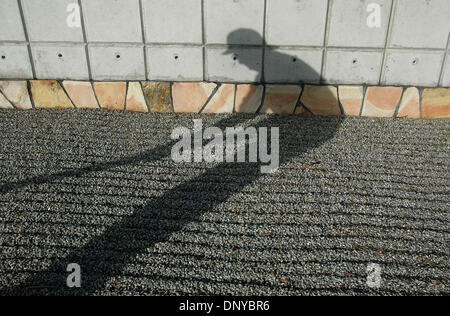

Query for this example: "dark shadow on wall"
[225,29,322,86]
[223,28,329,114]
[0,29,342,295]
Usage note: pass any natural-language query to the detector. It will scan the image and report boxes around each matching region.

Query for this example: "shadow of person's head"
[223,28,339,118]
[223,28,265,72]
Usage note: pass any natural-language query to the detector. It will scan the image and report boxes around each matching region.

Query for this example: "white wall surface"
[0,0,448,86]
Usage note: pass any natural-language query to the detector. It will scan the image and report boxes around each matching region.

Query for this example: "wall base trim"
[0,80,449,119]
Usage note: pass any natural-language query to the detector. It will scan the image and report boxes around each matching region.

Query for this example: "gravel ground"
[0,109,448,296]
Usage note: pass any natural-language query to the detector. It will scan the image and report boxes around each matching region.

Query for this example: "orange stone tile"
[422,88,450,119]
[338,86,363,116]
[172,82,217,113]
[301,85,341,116]
[362,86,403,117]
[397,87,420,119]
[235,84,264,113]
[63,81,99,109]
[126,82,148,113]
[202,84,235,114]
[93,82,126,111]
[0,81,33,110]
[260,85,302,114]
[141,82,171,113]
[31,80,74,109]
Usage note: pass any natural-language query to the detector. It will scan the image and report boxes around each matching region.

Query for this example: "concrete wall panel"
[325,50,383,85]
[0,0,26,41]
[82,0,142,43]
[0,44,33,79]
[265,48,323,83]
[89,45,145,80]
[147,46,203,81]
[390,0,450,49]
[22,0,84,42]
[32,44,89,80]
[383,51,444,87]
[266,0,328,46]
[143,0,202,44]
[206,47,263,82]
[205,0,265,45]
[328,0,392,48]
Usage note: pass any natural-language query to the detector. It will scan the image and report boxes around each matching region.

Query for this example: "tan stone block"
[301,85,341,116]
[63,81,99,109]
[422,88,450,119]
[235,84,264,113]
[0,81,33,110]
[0,91,13,109]
[362,86,403,117]
[31,80,74,109]
[338,86,363,116]
[93,82,126,111]
[260,85,302,114]
[142,82,171,113]
[172,82,217,113]
[202,84,235,114]
[397,87,420,119]
[126,82,148,113]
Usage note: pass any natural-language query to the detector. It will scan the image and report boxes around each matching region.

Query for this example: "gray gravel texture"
[0,109,448,296]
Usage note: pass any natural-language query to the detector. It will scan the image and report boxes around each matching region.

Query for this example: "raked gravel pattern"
[0,110,448,296]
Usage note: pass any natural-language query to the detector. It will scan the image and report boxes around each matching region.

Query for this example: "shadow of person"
[222,29,339,116]
[0,29,342,295]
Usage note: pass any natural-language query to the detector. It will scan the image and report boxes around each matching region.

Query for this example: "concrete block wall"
[0,0,449,87]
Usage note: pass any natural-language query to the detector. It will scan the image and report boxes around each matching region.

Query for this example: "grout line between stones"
[58,80,76,109]
[336,85,345,116]
[298,85,315,115]
[123,81,129,112]
[0,88,17,110]
[255,84,266,114]
[169,82,175,113]
[301,104,314,116]
[232,84,237,114]
[199,83,221,114]
[359,86,368,117]
[90,81,101,109]
[26,80,35,109]
[393,86,406,118]
[292,84,305,115]
[419,87,424,119]
[139,81,151,113]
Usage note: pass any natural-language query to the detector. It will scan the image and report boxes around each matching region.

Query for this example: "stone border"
[0,80,449,119]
